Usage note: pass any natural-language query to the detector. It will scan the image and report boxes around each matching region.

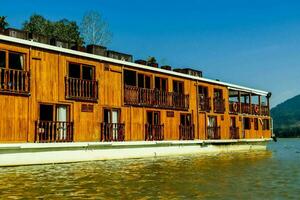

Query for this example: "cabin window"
[155,77,168,91]
[68,63,94,80]
[262,119,270,130]
[9,52,24,70]
[208,116,217,127]
[254,118,259,130]
[138,73,151,89]
[147,111,160,125]
[243,117,251,130]
[39,104,70,122]
[198,86,208,97]
[173,80,184,93]
[124,69,136,86]
[230,117,236,128]
[104,108,120,124]
[180,114,191,126]
[0,51,5,68]
[214,89,223,98]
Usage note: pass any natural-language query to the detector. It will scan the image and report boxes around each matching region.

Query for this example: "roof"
[0,34,269,96]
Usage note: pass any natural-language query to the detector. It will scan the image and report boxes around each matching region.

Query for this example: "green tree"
[80,11,112,46]
[0,16,9,30]
[23,14,83,45]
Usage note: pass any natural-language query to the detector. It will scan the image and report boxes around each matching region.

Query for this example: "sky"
[1,0,300,107]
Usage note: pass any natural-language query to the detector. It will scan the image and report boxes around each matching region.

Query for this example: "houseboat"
[0,28,272,166]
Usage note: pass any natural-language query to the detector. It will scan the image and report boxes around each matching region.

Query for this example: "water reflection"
[0,139,299,199]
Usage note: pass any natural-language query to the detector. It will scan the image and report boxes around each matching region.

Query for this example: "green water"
[0,139,299,199]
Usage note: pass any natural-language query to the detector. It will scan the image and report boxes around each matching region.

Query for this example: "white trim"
[0,34,269,96]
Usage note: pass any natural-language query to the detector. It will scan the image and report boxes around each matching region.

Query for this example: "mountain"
[271,94,300,137]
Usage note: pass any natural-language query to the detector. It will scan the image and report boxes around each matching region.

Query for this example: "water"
[0,139,299,199]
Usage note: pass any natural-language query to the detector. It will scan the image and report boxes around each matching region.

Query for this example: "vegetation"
[80,11,112,46]
[147,56,157,64]
[271,94,300,137]
[0,16,9,29]
[23,14,83,45]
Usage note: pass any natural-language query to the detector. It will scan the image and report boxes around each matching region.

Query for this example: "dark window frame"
[0,49,26,70]
[173,80,184,94]
[67,62,95,80]
[39,103,71,122]
[155,76,168,91]
[103,108,121,123]
[243,117,251,130]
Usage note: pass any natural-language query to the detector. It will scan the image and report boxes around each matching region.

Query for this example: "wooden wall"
[0,41,272,143]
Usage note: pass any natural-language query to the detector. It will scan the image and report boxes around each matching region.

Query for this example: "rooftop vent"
[86,45,107,56]
[107,50,133,62]
[173,68,202,77]
[161,65,172,70]
[135,59,147,65]
[4,28,28,40]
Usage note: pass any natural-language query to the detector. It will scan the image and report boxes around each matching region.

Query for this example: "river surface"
[0,139,299,199]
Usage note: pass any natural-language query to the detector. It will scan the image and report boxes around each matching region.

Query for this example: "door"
[57,105,68,140]
[103,109,120,141]
[112,110,119,140]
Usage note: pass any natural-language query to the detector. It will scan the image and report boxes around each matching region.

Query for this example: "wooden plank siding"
[0,41,272,143]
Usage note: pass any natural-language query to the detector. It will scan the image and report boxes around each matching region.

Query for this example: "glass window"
[244,118,251,130]
[82,65,93,80]
[124,70,136,86]
[0,51,5,68]
[262,119,270,130]
[9,52,24,70]
[254,118,259,130]
[69,63,81,78]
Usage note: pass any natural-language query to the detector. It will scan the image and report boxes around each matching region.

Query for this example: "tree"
[80,11,112,46]
[23,14,83,45]
[0,16,9,30]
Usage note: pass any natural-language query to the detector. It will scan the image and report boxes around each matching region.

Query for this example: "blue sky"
[1,0,300,107]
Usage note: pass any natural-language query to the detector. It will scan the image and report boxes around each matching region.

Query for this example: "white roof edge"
[0,34,269,96]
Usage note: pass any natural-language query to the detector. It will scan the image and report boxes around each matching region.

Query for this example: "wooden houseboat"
[0,29,272,166]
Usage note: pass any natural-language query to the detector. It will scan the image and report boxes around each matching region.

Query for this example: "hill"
[271,94,300,137]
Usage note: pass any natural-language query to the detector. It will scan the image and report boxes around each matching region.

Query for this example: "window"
[180,114,192,126]
[155,77,168,91]
[0,51,5,68]
[39,104,70,122]
[68,63,94,80]
[254,118,259,130]
[208,116,217,127]
[214,89,223,98]
[262,119,270,130]
[198,86,208,97]
[230,117,236,128]
[124,70,136,86]
[103,108,120,124]
[243,118,251,130]
[138,73,151,89]
[9,52,24,70]
[173,80,184,93]
[147,111,160,125]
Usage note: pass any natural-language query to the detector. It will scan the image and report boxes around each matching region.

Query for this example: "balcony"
[145,124,164,141]
[0,68,30,96]
[179,124,195,140]
[241,103,251,114]
[101,123,125,142]
[213,98,225,113]
[199,96,211,112]
[207,126,221,139]
[230,127,239,139]
[124,85,189,110]
[35,120,74,143]
[65,77,98,102]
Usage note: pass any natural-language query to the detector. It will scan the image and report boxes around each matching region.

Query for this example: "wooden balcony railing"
[124,85,189,110]
[65,77,98,102]
[207,126,221,139]
[230,127,239,139]
[261,105,269,116]
[251,104,260,115]
[0,68,30,95]
[101,123,125,142]
[179,124,195,140]
[241,103,251,114]
[199,96,211,112]
[229,101,240,114]
[35,120,74,143]
[213,98,225,113]
[145,124,164,141]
